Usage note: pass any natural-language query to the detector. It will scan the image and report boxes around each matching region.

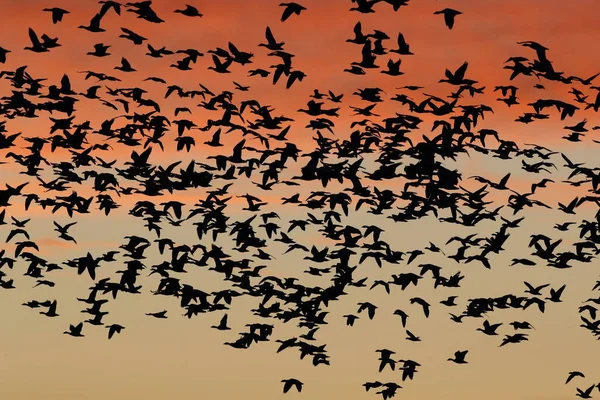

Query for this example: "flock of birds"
[1,0,600,398]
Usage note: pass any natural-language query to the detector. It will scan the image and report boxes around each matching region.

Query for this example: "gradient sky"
[1,1,600,400]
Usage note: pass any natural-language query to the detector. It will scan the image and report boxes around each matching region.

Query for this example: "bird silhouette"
[434,8,462,30]
[448,350,468,364]
[64,322,84,337]
[175,5,203,18]
[43,7,70,24]
[280,3,306,22]
[281,378,303,393]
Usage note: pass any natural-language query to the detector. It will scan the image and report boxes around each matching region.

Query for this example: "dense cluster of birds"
[1,1,600,398]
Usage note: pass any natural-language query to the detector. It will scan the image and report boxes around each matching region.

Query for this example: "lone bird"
[43,7,70,24]
[63,322,84,337]
[174,5,203,17]
[448,350,468,364]
[280,2,306,22]
[282,378,303,393]
[106,324,125,339]
[146,310,168,319]
[434,8,462,30]
[566,371,585,385]
[211,314,231,331]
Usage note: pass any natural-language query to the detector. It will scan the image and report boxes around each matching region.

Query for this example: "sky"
[0,1,600,400]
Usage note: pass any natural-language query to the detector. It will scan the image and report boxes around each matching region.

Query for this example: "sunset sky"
[1,1,600,400]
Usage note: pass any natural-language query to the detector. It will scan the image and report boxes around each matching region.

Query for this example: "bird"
[344,314,359,326]
[24,28,48,52]
[390,33,413,55]
[440,296,458,307]
[281,378,303,393]
[87,43,111,57]
[106,324,125,339]
[280,3,306,22]
[43,7,70,24]
[53,221,77,243]
[146,310,168,319]
[546,285,566,302]
[448,350,468,364]
[566,371,585,385]
[576,384,596,399]
[211,314,231,330]
[405,330,421,342]
[393,309,409,327]
[381,59,403,76]
[40,301,59,317]
[115,57,136,72]
[523,281,549,296]
[174,5,203,17]
[259,27,285,51]
[119,28,147,45]
[64,322,84,337]
[477,320,502,336]
[79,13,105,32]
[434,8,462,30]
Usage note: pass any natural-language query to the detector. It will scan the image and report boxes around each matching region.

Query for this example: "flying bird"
[434,8,462,30]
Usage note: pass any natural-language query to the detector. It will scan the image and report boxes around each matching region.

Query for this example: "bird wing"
[265,26,276,44]
[455,62,469,80]
[28,28,41,47]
